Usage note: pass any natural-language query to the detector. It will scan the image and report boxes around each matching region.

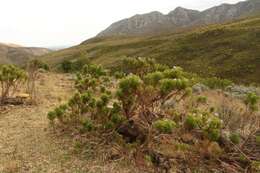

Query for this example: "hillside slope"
[0,43,51,65]
[41,16,260,84]
[97,0,260,37]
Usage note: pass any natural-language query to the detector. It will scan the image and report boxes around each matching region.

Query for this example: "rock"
[225,85,259,99]
[16,93,30,99]
[161,98,176,110]
[192,83,209,93]
[117,120,147,143]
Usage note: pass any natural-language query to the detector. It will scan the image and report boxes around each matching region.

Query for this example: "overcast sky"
[0,0,244,47]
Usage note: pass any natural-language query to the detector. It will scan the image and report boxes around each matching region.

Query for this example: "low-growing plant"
[144,71,164,86]
[0,64,27,102]
[203,77,232,89]
[184,113,204,130]
[185,112,222,141]
[229,132,241,144]
[153,119,176,134]
[244,92,259,112]
[82,119,94,132]
[60,58,89,73]
[159,78,188,96]
[117,75,142,119]
[256,135,260,145]
[197,96,208,104]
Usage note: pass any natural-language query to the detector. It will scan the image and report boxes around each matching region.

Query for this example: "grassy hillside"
[0,44,51,66]
[41,16,260,84]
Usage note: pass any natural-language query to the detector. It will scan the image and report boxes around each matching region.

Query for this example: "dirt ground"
[0,73,138,173]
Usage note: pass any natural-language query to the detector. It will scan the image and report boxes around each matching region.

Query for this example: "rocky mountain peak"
[97,0,260,37]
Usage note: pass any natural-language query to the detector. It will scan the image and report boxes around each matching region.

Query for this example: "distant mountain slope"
[40,16,260,84]
[0,44,51,65]
[97,0,260,37]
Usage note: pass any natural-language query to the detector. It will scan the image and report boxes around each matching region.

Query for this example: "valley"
[0,43,51,66]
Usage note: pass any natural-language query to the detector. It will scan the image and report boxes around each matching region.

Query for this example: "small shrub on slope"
[153,119,176,134]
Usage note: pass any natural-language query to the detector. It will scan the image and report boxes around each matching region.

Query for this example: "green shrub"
[207,117,222,130]
[197,96,208,104]
[111,114,124,124]
[54,107,65,118]
[82,64,106,78]
[114,71,125,79]
[119,75,142,93]
[162,67,183,79]
[244,92,259,112]
[100,94,110,105]
[185,112,222,141]
[82,119,94,132]
[184,114,202,130]
[207,129,221,141]
[153,119,176,134]
[104,121,115,130]
[0,64,27,102]
[60,58,89,73]
[229,133,241,144]
[159,78,188,95]
[203,77,232,89]
[121,57,157,76]
[47,111,56,121]
[144,71,164,86]
[256,135,260,145]
[204,117,222,141]
[61,60,73,73]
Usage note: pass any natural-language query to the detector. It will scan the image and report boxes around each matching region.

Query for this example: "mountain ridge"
[0,43,52,65]
[40,15,260,84]
[97,0,260,37]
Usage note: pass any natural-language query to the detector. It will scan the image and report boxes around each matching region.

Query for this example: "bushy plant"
[0,64,27,102]
[256,135,260,145]
[204,117,222,141]
[162,67,184,79]
[114,71,125,79]
[61,60,73,73]
[118,75,142,93]
[184,114,202,130]
[82,64,106,78]
[229,133,241,144]
[207,129,221,141]
[160,79,188,95]
[153,119,176,134]
[60,58,89,73]
[144,71,164,86]
[203,77,232,89]
[197,96,208,104]
[244,92,259,112]
[47,111,56,122]
[185,112,222,141]
[117,75,142,119]
[82,119,94,132]
[121,57,157,76]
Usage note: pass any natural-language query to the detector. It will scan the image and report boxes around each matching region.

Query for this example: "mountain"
[97,0,260,37]
[0,43,52,65]
[40,16,260,84]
